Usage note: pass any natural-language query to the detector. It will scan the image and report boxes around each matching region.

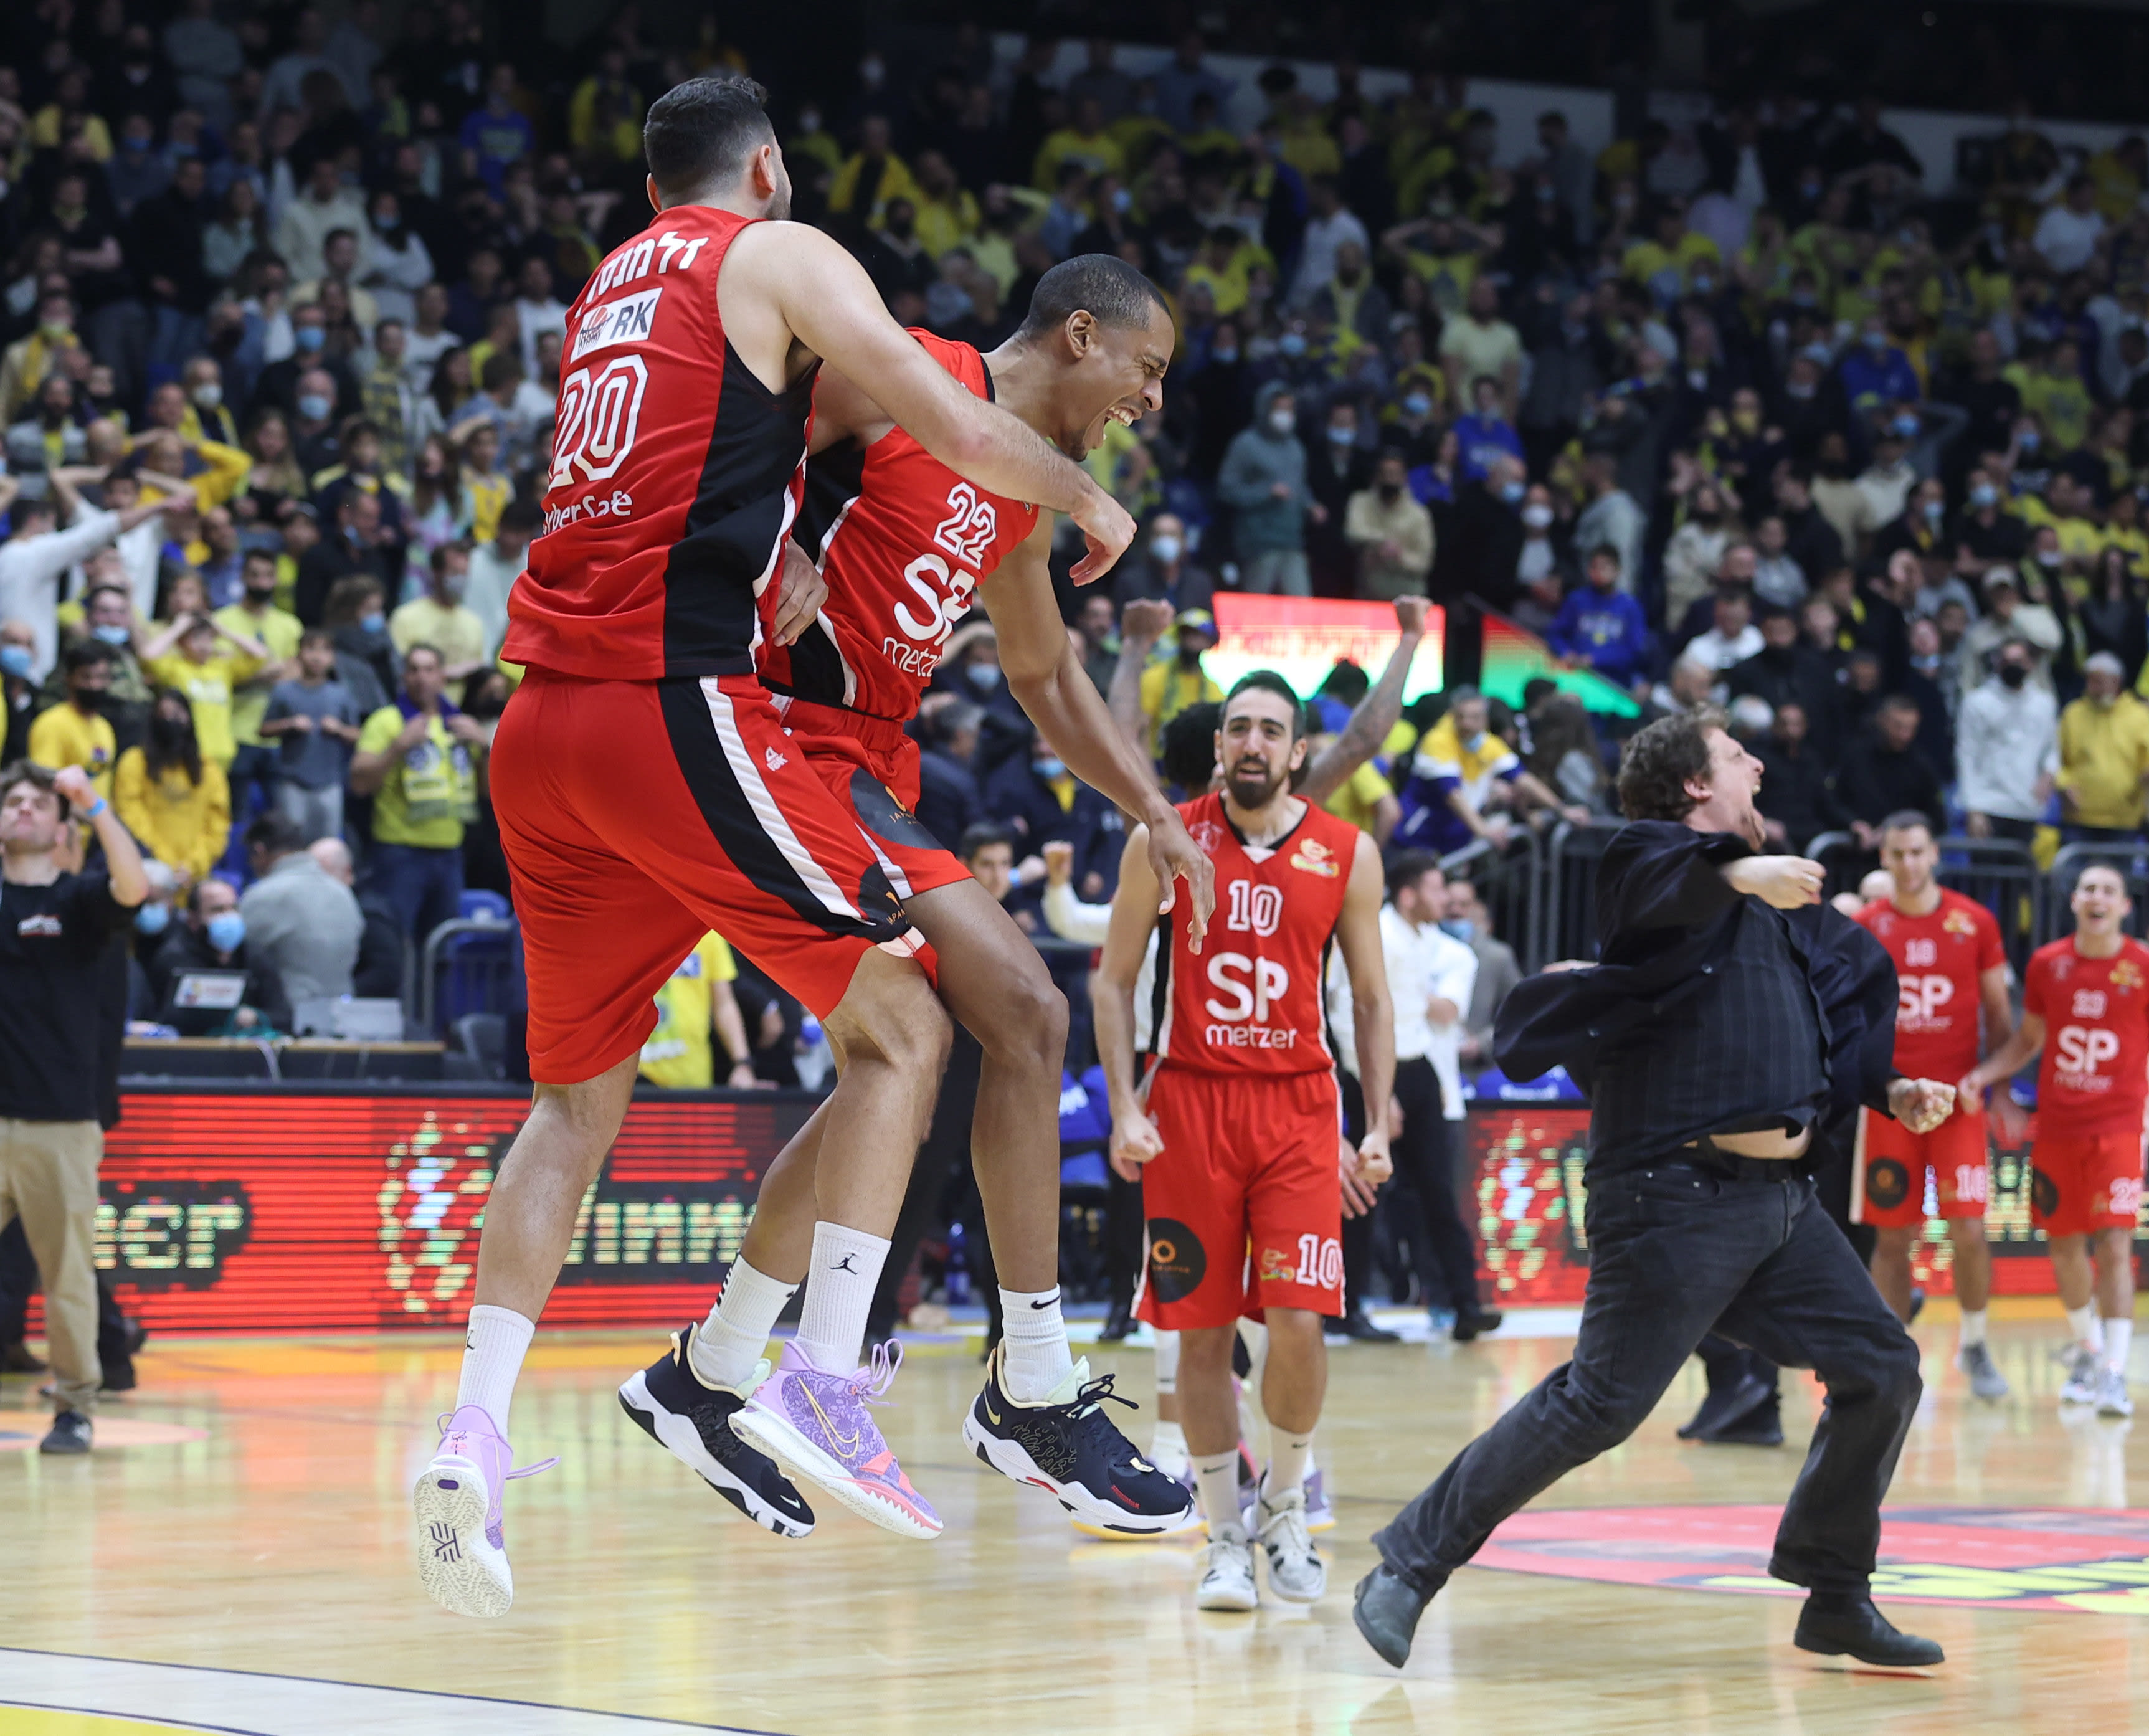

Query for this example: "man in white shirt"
[0,470,168,679]
[1289,178,1370,310]
[464,496,539,661]
[1956,639,2058,845]
[274,158,370,285]
[1684,587,1763,673]
[1329,851,1502,1342]
[2033,174,2107,275]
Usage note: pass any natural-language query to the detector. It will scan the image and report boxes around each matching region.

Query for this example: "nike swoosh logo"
[1028,1294,1061,1310]
[802,1385,863,1456]
[983,1393,1004,1426]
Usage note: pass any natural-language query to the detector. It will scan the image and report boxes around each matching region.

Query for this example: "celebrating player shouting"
[1852,812,2014,1398]
[621,255,1210,1540]
[1094,673,1394,1611]
[412,75,1141,1615]
[1962,863,2149,1418]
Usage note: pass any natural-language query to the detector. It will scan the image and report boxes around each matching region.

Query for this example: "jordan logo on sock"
[830,1253,860,1274]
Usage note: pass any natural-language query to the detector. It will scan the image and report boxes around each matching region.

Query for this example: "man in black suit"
[1353,707,1953,1672]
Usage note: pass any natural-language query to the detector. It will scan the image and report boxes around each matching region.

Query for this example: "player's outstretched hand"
[1109,1108,1165,1182]
[1147,807,1217,955]
[1887,1076,1957,1136]
[769,539,827,646]
[1340,1136,1380,1217]
[1068,489,1137,586]
[1726,855,1825,909]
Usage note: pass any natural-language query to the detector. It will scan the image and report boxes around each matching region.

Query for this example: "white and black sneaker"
[618,1325,815,1538]
[963,1342,1195,1535]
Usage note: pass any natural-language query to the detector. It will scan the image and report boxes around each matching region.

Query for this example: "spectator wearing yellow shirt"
[1174,90,1241,163]
[1378,209,1484,316]
[457,422,511,546]
[2012,340,2093,453]
[1181,225,1273,319]
[26,645,119,798]
[1034,96,1127,191]
[640,933,758,1089]
[1319,752,1400,846]
[785,104,843,181]
[133,425,254,513]
[2105,491,2149,578]
[214,548,303,813]
[566,51,647,164]
[908,151,981,259]
[1138,610,1224,761]
[1622,199,1722,308]
[828,116,921,227]
[143,610,270,770]
[113,688,232,885]
[389,545,490,706]
[2057,655,2149,838]
[351,645,481,939]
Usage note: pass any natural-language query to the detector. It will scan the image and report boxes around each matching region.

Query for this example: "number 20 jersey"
[1150,792,1359,1079]
[761,331,1038,724]
[2023,935,2149,1139]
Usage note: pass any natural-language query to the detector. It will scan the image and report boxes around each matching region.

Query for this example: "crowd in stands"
[9,4,2149,1071]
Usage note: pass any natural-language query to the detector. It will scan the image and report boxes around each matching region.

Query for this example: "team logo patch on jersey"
[1865,1158,1912,1211]
[1145,1218,1207,1303]
[1190,820,1227,856]
[764,746,788,772]
[1943,909,1978,936]
[1289,837,1340,877]
[571,285,662,358]
[2113,959,2143,991]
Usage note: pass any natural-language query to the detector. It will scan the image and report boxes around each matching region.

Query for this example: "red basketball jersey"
[1152,792,1359,1078]
[761,331,1039,723]
[505,206,813,682]
[2023,936,2149,1137]
[1854,889,2004,1083]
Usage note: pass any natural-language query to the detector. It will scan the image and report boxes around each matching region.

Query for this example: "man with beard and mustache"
[1094,672,1395,1613]
[412,73,1147,1620]
[1354,709,1958,1673]
[625,253,1207,1547]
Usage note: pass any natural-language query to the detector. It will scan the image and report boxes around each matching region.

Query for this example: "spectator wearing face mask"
[983,729,1116,921]
[1345,450,1435,602]
[2056,652,2149,842]
[1957,641,2059,846]
[1453,375,1526,483]
[1217,382,1317,597]
[1137,609,1224,762]
[28,643,121,797]
[351,645,482,941]
[1839,315,1922,419]
[147,875,291,1036]
[389,544,488,706]
[1960,567,2063,695]
[1546,546,1652,691]
[1307,401,1375,594]
[1114,513,1215,614]
[113,687,230,885]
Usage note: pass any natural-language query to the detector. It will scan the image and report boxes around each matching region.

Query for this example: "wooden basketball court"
[4,1301,2145,1735]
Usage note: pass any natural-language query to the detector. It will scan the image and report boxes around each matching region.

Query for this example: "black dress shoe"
[1,1341,46,1375]
[121,1318,148,1357]
[1353,1564,1433,1667]
[1451,1306,1503,1342]
[1337,1309,1402,1343]
[1098,1302,1134,1343]
[100,1359,137,1395]
[1695,1398,1783,1447]
[1677,1373,1776,1441]
[39,1410,92,1454]
[1794,1593,1945,1667]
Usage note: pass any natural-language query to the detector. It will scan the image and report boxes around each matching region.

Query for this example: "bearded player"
[1962,863,2149,1419]
[412,76,1143,1615]
[1094,673,1395,1610]
[1852,812,2013,1399]
[619,254,1210,1539]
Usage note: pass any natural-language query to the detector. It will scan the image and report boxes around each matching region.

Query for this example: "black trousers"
[0,1217,136,1376]
[1374,1163,1921,1598]
[1342,1058,1480,1314]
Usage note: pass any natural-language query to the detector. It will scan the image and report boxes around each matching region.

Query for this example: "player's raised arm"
[726,222,1135,581]
[1093,827,1166,1179]
[982,519,1213,951]
[1299,595,1428,807]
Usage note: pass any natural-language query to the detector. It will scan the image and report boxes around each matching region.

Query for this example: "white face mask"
[1268,409,1296,435]
[1150,534,1183,564]
[1521,503,1554,529]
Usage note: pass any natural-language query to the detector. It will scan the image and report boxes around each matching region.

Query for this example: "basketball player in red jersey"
[1963,863,2149,1419]
[626,255,1211,1538]
[413,76,1155,1617]
[1094,672,1395,1611]
[1852,812,2014,1399]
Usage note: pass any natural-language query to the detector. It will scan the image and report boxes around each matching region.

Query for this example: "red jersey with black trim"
[1854,889,2005,1083]
[506,206,813,681]
[1152,792,1358,1079]
[2023,935,2149,1137]
[759,331,1040,724]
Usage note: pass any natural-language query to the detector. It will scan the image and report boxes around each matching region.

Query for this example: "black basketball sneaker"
[618,1324,815,1538]
[962,1342,1196,1534]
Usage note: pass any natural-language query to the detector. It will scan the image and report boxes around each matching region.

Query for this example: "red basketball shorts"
[2031,1127,2147,1238]
[776,698,970,899]
[1854,1106,1991,1228]
[493,671,926,1083]
[1134,1066,1344,1330]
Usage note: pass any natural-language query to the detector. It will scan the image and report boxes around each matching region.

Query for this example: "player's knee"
[833,967,953,1078]
[976,952,1067,1070]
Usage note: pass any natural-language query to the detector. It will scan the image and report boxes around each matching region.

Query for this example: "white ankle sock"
[1154,1329,1180,1397]
[455,1304,534,1424]
[997,1286,1074,1403]
[1957,1309,1988,1352]
[1266,1426,1314,1499]
[2067,1304,2104,1352]
[691,1256,797,1390]
[794,1222,891,1373]
[2105,1317,2133,1375]
[1194,1450,1245,1542]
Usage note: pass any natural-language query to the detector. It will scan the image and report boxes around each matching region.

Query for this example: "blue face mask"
[1499,480,1527,505]
[359,610,386,634]
[206,911,246,953]
[1403,392,1433,418]
[1278,331,1308,358]
[1438,916,1474,942]
[135,901,170,936]
[92,623,133,647]
[295,325,326,352]
[1893,414,1919,437]
[1327,423,1356,446]
[1922,499,1944,522]
[1035,757,1067,780]
[2019,430,2041,453]
[298,392,333,422]
[0,644,32,679]
[1971,483,1999,509]
[1210,346,1238,364]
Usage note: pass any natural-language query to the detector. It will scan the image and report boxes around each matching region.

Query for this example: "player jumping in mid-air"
[412,74,1143,1616]
[1961,863,2149,1419]
[620,254,1211,1539]
[1851,811,2014,1399]
[1094,673,1395,1610]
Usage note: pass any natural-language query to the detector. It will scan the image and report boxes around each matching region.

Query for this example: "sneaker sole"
[412,1454,512,1618]
[962,1406,1194,1534]
[617,1372,813,1540]
[729,1400,941,1540]
[1195,1580,1260,1612]
[1071,1510,1207,1542]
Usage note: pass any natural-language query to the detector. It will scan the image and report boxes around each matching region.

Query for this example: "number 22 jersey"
[2023,935,2149,1137]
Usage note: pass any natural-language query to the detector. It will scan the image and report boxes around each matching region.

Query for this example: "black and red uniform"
[1133,793,1358,1329]
[495,206,921,1081]
[759,330,1038,897]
